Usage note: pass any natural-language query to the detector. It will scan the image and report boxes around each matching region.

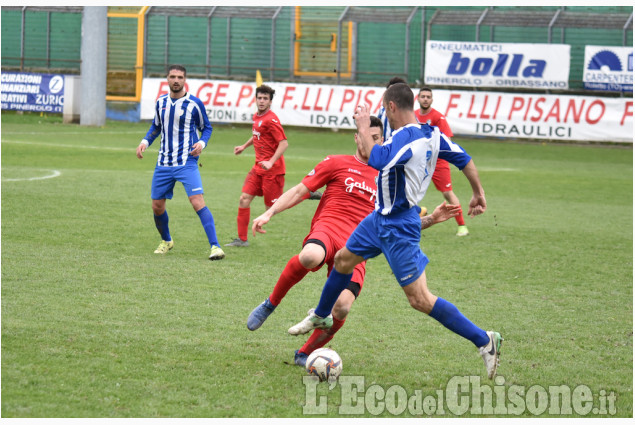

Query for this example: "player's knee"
[152,202,165,215]
[333,249,356,273]
[407,291,435,314]
[189,195,205,211]
[238,193,252,207]
[298,250,322,269]
[332,302,350,320]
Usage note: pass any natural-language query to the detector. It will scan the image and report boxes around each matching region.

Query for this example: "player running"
[247,116,461,366]
[226,85,320,248]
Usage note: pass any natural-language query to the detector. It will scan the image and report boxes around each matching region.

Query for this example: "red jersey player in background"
[415,86,469,237]
[227,84,320,247]
[246,116,461,367]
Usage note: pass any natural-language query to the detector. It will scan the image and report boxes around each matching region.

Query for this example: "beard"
[170,84,182,93]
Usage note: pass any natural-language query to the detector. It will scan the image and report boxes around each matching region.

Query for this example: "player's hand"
[234,145,245,155]
[467,194,487,217]
[190,142,204,157]
[353,104,371,130]
[136,142,147,159]
[259,160,273,170]
[430,202,461,223]
[252,214,271,236]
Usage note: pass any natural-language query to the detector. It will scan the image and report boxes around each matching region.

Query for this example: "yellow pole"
[294,6,301,75]
[135,6,149,102]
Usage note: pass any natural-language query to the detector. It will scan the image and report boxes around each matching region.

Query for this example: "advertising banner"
[141,79,632,143]
[424,41,570,89]
[1,72,65,113]
[583,45,633,92]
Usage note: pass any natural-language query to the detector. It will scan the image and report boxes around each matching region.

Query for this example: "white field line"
[2,140,517,172]
[3,169,61,182]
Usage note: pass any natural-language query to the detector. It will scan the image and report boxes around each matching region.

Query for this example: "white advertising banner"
[424,41,570,89]
[141,79,633,143]
[420,89,632,143]
[583,45,633,92]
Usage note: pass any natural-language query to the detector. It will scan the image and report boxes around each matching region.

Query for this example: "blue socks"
[197,206,219,247]
[314,269,353,318]
[429,297,490,347]
[153,211,171,241]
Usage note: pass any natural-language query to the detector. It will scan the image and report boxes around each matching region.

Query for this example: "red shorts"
[303,227,367,294]
[432,159,453,192]
[242,166,285,208]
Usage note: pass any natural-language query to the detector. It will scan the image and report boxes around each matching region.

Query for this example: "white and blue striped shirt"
[143,93,212,167]
[369,124,471,215]
[376,106,393,142]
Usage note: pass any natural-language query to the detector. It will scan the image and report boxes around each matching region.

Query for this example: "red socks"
[237,207,250,241]
[299,317,346,355]
[269,255,310,306]
[455,210,465,226]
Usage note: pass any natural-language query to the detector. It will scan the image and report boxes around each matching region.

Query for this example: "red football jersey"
[416,108,453,171]
[302,155,377,237]
[252,109,287,175]
[415,108,454,138]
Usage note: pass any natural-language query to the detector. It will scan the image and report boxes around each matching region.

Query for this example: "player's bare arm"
[252,182,310,235]
[421,202,462,230]
[259,139,288,170]
[234,136,254,155]
[461,159,487,217]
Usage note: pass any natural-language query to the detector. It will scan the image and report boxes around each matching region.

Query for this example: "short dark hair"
[168,64,187,76]
[256,84,275,101]
[369,115,383,135]
[384,83,414,111]
[418,86,432,94]
[386,77,407,88]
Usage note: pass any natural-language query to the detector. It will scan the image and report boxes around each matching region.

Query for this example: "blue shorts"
[346,208,429,287]
[151,157,204,200]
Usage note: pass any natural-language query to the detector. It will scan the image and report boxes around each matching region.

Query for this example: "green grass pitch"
[1,112,632,417]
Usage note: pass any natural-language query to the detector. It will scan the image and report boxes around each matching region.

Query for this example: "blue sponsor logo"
[588,50,622,71]
[584,49,633,92]
[447,53,546,78]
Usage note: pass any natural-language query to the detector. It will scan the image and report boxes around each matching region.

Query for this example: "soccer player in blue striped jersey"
[289,83,503,379]
[136,64,225,261]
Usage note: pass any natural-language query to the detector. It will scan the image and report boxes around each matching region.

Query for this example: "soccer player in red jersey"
[227,85,319,247]
[415,87,469,237]
[247,116,461,366]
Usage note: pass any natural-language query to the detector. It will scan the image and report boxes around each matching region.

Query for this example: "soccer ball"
[305,348,343,382]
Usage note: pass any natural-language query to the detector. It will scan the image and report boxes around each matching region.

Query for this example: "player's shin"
[269,255,310,305]
[197,206,219,247]
[300,317,346,355]
[237,207,250,241]
[428,297,489,347]
[314,269,352,318]
[154,210,171,241]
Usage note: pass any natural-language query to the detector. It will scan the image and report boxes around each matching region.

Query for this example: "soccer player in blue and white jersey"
[376,76,407,141]
[136,64,225,261]
[289,83,503,379]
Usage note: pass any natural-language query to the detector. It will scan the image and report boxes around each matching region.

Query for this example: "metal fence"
[1,5,632,100]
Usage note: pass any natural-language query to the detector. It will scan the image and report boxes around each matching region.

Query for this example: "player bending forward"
[247,116,461,366]
[289,83,503,379]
